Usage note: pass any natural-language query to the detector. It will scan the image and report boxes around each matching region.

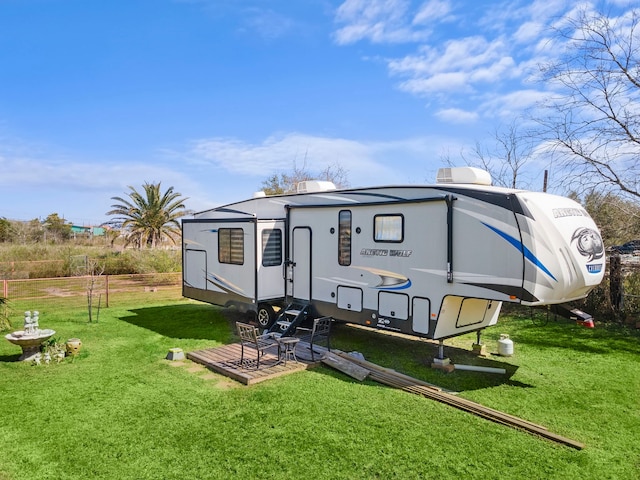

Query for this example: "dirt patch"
[164,359,241,389]
[196,371,240,390]
[167,360,186,367]
[186,364,206,373]
[210,376,239,390]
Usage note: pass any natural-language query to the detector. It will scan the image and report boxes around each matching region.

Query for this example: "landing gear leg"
[472,330,487,356]
[432,339,453,372]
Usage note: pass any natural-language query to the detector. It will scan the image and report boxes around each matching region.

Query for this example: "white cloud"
[435,108,479,124]
[0,130,463,221]
[386,48,433,75]
[391,36,509,76]
[188,133,371,175]
[398,72,470,94]
[333,0,432,44]
[513,21,543,44]
[0,141,206,222]
[184,132,456,187]
[526,0,575,22]
[413,0,453,25]
[333,0,640,137]
[479,89,551,118]
[186,133,401,187]
[389,36,515,95]
[335,0,618,126]
[0,153,190,192]
[476,0,567,35]
[469,56,517,82]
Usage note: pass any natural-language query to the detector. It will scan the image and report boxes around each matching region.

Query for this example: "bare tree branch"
[443,120,536,189]
[536,7,640,200]
[261,161,350,195]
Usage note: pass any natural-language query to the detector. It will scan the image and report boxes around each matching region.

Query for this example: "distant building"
[70,225,106,237]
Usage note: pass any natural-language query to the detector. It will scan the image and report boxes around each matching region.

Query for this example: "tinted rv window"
[261,229,282,267]
[218,228,244,265]
[374,215,404,242]
[339,210,352,266]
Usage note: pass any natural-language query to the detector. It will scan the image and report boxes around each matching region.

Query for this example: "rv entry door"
[290,227,312,302]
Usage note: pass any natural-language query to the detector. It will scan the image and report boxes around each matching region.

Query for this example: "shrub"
[0,244,182,278]
[140,249,181,273]
[0,297,10,331]
[575,260,640,324]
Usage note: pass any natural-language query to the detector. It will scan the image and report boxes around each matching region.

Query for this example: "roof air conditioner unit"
[296,180,337,193]
[436,167,492,186]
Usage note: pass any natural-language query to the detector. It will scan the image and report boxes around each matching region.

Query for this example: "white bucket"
[498,334,514,357]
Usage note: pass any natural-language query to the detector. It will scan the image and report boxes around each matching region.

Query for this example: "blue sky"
[0,0,632,226]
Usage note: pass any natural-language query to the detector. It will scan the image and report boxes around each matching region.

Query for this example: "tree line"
[0,183,188,249]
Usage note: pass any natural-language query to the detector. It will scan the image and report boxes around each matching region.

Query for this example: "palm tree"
[107,183,189,249]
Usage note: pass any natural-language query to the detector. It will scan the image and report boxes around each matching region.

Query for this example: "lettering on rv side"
[361,249,388,256]
[360,248,412,257]
[552,208,587,218]
[390,250,412,257]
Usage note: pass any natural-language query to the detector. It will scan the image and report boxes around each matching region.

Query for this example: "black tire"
[256,304,275,329]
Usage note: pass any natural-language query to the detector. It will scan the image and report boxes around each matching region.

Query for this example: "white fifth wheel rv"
[182,167,605,340]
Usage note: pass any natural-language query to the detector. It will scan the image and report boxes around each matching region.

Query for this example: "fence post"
[105,275,109,308]
[610,255,623,311]
[2,279,6,299]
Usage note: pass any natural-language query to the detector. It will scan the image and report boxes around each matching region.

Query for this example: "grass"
[1,299,639,479]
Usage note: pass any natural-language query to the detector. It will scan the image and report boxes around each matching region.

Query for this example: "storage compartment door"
[379,292,409,320]
[412,297,430,334]
[184,249,206,289]
[337,286,363,312]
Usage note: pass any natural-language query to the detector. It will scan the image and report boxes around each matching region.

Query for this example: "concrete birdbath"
[4,311,55,361]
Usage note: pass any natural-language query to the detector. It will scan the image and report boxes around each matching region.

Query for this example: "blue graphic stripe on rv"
[482,223,557,282]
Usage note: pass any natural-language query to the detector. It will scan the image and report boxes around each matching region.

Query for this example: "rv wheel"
[256,304,275,328]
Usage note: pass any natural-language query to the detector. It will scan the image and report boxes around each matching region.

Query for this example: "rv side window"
[338,210,352,266]
[374,215,404,242]
[218,228,244,265]
[261,229,282,267]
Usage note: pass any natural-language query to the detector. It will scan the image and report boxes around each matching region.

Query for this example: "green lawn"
[1,299,639,479]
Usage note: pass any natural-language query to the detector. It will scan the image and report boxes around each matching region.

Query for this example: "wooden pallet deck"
[187,342,319,385]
